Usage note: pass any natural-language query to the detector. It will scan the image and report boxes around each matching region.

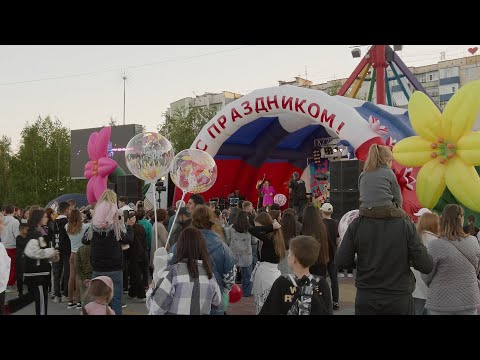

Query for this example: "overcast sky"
[0,45,475,150]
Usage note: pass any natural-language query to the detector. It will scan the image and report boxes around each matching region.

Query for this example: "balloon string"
[152,181,158,251]
[165,191,186,250]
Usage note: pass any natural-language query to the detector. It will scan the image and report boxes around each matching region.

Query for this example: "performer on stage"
[261,180,276,209]
[256,174,266,210]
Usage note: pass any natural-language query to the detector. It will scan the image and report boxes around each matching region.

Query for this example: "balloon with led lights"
[125,132,174,181]
[338,209,360,245]
[274,194,287,206]
[170,149,217,194]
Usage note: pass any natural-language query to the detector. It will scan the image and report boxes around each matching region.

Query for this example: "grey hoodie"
[1,215,20,249]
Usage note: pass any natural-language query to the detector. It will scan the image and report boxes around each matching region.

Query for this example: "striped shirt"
[147,260,221,315]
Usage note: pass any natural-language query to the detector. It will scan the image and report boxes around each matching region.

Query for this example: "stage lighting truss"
[313,137,345,161]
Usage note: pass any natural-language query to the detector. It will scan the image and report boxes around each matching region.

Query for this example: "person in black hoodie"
[51,202,70,302]
[127,213,148,301]
[23,209,60,315]
[82,189,134,316]
[260,235,332,315]
[336,216,433,315]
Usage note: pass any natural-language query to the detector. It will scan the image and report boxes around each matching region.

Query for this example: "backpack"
[285,274,329,315]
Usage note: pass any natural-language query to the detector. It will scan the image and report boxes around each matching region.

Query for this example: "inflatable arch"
[179,85,417,209]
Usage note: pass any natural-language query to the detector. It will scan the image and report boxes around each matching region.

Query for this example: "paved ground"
[5,276,356,315]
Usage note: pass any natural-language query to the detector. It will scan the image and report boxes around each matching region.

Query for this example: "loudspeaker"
[329,160,363,192]
[329,192,360,221]
[117,175,142,204]
[330,162,342,192]
[328,160,363,220]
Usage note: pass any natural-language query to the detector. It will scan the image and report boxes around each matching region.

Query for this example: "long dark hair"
[67,209,83,235]
[301,205,329,265]
[175,227,214,279]
[45,208,55,222]
[27,209,45,230]
[233,210,251,233]
[281,212,297,249]
[441,204,467,241]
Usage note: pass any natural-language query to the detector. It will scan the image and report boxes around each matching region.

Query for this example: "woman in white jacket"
[0,213,12,315]
[23,209,59,315]
[412,212,440,315]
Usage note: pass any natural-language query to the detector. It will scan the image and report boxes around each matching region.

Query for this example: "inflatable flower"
[368,115,388,135]
[393,81,480,212]
[395,167,416,191]
[84,127,118,204]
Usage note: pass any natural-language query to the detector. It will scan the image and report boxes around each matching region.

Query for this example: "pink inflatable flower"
[84,127,118,204]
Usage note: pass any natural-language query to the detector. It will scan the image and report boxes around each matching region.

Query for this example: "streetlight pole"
[122,73,127,126]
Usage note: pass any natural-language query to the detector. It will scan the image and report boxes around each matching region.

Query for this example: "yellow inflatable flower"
[393,80,480,212]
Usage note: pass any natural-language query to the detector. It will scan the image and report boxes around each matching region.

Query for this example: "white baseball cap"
[321,203,333,213]
[414,208,432,217]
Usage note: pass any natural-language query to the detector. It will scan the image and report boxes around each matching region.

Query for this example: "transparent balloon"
[170,149,217,194]
[273,194,287,206]
[176,200,186,208]
[125,132,174,181]
[338,209,359,244]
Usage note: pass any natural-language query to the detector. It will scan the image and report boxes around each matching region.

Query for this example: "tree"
[7,116,86,207]
[158,106,219,152]
[108,116,117,126]
[0,136,12,205]
[326,80,343,96]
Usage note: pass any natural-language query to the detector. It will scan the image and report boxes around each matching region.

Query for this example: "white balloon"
[338,209,360,244]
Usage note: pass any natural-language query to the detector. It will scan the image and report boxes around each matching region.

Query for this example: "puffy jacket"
[23,228,55,285]
[1,215,20,249]
[82,226,134,272]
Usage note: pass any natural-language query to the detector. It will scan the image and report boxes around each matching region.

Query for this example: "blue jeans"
[241,265,253,297]
[92,270,123,316]
[413,298,427,315]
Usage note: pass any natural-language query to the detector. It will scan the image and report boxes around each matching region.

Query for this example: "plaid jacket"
[147,260,221,315]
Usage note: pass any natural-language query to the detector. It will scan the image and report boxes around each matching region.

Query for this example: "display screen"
[70,124,143,178]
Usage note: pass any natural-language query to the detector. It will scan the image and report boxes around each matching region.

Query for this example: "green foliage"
[2,116,86,208]
[433,166,480,227]
[326,80,343,96]
[158,106,219,152]
[0,136,12,205]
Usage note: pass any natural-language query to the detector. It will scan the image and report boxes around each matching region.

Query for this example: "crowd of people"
[1,143,480,315]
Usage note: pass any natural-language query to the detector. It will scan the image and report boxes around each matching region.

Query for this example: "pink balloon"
[84,127,118,204]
